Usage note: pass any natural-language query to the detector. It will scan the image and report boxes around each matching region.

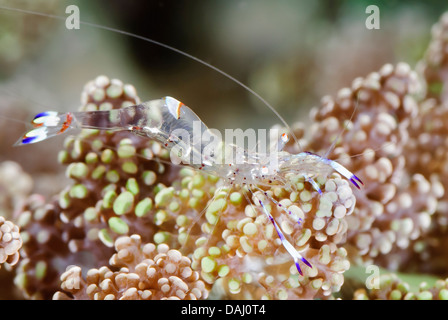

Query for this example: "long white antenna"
[0,5,303,151]
[324,92,360,159]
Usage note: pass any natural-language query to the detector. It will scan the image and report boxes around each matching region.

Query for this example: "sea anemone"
[53,234,208,300]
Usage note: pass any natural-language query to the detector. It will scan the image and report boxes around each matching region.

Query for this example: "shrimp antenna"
[0,5,302,151]
[0,114,28,126]
[0,87,56,111]
[324,91,361,159]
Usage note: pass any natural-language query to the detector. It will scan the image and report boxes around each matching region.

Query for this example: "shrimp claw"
[329,160,364,189]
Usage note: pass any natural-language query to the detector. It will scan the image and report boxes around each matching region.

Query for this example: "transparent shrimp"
[15,95,363,275]
[15,96,363,191]
[3,4,364,277]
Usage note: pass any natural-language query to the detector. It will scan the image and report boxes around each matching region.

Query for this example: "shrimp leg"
[248,187,311,276]
[253,185,303,225]
[303,152,363,189]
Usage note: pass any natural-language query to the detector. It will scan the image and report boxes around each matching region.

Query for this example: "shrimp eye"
[261,166,269,175]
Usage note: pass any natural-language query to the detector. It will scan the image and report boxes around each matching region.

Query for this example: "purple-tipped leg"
[295,256,312,276]
[249,187,313,277]
[349,175,364,189]
[329,160,364,189]
[301,256,312,269]
[295,262,303,276]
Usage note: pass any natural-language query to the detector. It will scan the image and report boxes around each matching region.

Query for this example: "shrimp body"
[17,96,362,189]
[16,96,362,276]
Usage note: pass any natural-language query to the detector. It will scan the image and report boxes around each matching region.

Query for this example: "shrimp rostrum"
[16,96,363,275]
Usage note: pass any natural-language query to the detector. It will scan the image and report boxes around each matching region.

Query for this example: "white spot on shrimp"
[261,166,269,175]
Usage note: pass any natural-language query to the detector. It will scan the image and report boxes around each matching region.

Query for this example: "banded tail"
[14,111,75,146]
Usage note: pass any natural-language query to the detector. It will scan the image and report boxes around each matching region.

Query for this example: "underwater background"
[0,0,448,300]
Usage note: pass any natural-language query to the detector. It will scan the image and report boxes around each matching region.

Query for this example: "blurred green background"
[0,0,447,189]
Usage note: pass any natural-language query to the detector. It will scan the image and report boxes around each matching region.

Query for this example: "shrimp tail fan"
[14,111,75,146]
